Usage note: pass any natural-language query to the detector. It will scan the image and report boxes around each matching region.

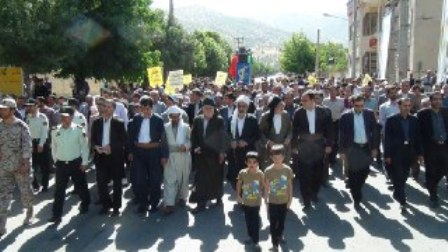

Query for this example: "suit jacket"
[127,114,168,158]
[91,117,127,161]
[227,114,259,151]
[191,114,229,156]
[220,105,235,131]
[292,106,333,147]
[259,111,292,144]
[185,101,202,125]
[339,109,380,153]
[417,108,448,149]
[384,113,422,158]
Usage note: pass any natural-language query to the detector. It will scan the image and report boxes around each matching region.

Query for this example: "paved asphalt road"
[0,165,447,251]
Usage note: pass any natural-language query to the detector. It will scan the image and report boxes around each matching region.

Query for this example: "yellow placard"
[147,67,163,88]
[215,71,228,87]
[307,74,317,86]
[183,74,192,85]
[362,74,372,87]
[0,67,24,96]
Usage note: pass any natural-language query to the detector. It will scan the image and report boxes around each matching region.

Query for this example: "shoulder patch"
[76,124,83,129]
[43,121,48,126]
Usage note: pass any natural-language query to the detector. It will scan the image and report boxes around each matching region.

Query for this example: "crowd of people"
[0,73,448,250]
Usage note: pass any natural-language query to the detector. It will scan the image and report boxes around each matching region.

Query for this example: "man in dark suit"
[91,99,127,216]
[189,98,229,214]
[292,90,333,211]
[384,98,422,214]
[339,94,380,210]
[185,88,203,125]
[227,95,259,189]
[417,92,448,208]
[128,96,168,214]
[220,93,236,131]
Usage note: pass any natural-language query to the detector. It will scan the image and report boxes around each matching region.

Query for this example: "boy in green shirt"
[264,145,294,251]
[236,152,265,250]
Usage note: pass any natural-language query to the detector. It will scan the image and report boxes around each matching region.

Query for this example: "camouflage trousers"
[0,169,34,220]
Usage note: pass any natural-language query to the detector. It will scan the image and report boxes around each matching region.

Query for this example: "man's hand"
[161,158,168,167]
[194,147,202,154]
[179,145,187,152]
[230,141,237,149]
[219,153,226,164]
[325,146,332,154]
[418,155,424,165]
[237,140,248,148]
[80,165,88,172]
[103,145,111,155]
[37,145,44,153]
[284,139,291,146]
[371,149,378,158]
[385,158,392,165]
[94,145,103,154]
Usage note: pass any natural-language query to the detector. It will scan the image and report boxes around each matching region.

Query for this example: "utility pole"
[315,29,320,77]
[168,0,175,27]
[398,0,409,81]
[351,0,358,78]
[234,37,244,49]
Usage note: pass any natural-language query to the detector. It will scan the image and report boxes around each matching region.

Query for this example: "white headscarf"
[166,106,187,145]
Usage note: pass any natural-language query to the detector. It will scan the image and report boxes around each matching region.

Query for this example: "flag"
[228,54,238,79]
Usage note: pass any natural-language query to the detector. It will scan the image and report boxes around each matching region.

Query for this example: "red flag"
[228,54,238,79]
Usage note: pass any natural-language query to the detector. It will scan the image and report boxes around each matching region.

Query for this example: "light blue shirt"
[379,100,400,128]
[353,110,367,144]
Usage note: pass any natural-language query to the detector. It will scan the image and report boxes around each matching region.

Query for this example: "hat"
[166,95,178,104]
[25,98,37,106]
[166,106,183,115]
[202,97,215,107]
[192,88,203,96]
[59,106,74,117]
[0,98,17,109]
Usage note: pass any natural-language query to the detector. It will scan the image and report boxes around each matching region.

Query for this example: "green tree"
[280,33,315,74]
[252,59,275,77]
[319,42,348,76]
[0,0,165,82]
[193,31,232,77]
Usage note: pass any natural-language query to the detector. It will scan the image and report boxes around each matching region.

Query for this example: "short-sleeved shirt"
[237,168,264,207]
[264,164,295,204]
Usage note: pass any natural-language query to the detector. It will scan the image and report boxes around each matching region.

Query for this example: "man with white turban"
[162,105,192,214]
[226,95,260,190]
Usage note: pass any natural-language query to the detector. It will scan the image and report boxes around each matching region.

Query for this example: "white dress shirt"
[237,116,245,137]
[102,118,111,146]
[353,111,367,144]
[138,118,151,143]
[114,101,129,130]
[306,108,316,134]
[273,114,282,134]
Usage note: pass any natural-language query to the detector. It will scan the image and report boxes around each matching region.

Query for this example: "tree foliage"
[280,33,315,74]
[252,59,276,77]
[192,31,232,77]
[280,33,348,76]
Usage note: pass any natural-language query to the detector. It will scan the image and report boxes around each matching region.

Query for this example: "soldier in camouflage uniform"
[0,98,34,238]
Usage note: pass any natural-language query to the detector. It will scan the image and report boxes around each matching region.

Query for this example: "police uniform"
[50,112,90,222]
[26,111,50,191]
[73,110,88,131]
[0,99,34,235]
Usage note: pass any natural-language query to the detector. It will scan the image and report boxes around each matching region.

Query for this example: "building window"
[363,52,377,75]
[363,12,378,36]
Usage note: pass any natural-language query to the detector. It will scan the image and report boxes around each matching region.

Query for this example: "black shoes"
[48,216,61,224]
[79,205,89,214]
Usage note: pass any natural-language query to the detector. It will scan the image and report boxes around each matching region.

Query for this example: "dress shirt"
[203,119,209,137]
[379,100,400,128]
[431,110,447,142]
[102,117,111,146]
[51,123,89,165]
[353,111,367,144]
[114,102,129,130]
[323,97,345,121]
[273,114,282,134]
[237,116,245,137]
[306,108,316,134]
[138,117,151,143]
[400,116,410,142]
[27,112,49,145]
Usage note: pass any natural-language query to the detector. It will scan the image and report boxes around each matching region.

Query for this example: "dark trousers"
[227,147,248,189]
[133,148,162,209]
[328,120,340,165]
[424,143,448,202]
[268,203,287,246]
[297,140,325,206]
[390,146,415,205]
[95,154,123,210]
[52,158,91,218]
[347,168,370,204]
[346,145,371,204]
[32,139,50,189]
[243,205,261,244]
